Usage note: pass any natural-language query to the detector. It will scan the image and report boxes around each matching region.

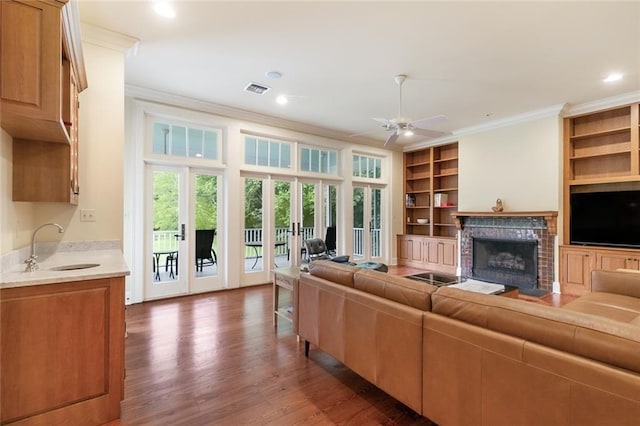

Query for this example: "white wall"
[0,129,36,256]
[458,115,562,212]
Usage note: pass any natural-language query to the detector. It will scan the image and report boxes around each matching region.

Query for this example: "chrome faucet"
[24,223,64,272]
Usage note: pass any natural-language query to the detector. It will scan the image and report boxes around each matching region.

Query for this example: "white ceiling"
[77,0,640,148]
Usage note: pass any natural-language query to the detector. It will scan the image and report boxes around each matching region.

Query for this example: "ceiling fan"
[371,74,447,147]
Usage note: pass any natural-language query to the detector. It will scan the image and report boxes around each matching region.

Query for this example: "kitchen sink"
[50,263,100,271]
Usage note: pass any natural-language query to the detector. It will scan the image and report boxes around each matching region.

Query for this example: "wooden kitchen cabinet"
[0,277,125,425]
[1,0,87,203]
[596,250,640,271]
[398,234,425,265]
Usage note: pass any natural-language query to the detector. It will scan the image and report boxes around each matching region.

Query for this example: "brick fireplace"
[452,212,557,295]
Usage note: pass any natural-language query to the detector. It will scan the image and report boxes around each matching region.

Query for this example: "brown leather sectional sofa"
[296,261,640,425]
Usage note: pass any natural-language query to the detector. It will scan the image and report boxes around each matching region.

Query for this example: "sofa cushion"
[563,292,640,324]
[592,269,640,298]
[431,286,640,374]
[353,269,437,311]
[308,260,359,288]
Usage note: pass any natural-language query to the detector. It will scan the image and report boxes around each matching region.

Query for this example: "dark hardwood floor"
[116,268,575,425]
[119,285,434,425]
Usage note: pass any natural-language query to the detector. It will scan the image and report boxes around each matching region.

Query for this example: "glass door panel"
[274,180,292,268]
[244,178,265,273]
[323,184,338,254]
[352,187,365,261]
[192,172,222,293]
[146,167,187,299]
[300,182,317,243]
[370,187,382,259]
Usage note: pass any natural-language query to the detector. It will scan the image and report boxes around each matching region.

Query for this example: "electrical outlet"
[80,209,96,222]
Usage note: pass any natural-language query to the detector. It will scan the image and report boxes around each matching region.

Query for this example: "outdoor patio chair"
[195,229,217,271]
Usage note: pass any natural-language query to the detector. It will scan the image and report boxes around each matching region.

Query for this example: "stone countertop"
[1,249,130,289]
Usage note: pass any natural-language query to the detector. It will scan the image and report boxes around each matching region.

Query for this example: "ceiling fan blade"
[411,128,446,138]
[410,114,447,129]
[384,132,400,147]
[372,117,392,125]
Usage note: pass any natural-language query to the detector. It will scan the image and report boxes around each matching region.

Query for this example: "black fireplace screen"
[472,238,538,289]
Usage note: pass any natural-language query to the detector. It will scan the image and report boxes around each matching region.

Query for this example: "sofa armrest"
[591,269,640,298]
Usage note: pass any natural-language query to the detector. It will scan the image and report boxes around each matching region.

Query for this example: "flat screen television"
[570,190,640,249]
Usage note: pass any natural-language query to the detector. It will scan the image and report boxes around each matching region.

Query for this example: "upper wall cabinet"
[1,0,86,144]
[1,0,86,203]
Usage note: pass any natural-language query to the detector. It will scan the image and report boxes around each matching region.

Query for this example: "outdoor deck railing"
[152,227,380,258]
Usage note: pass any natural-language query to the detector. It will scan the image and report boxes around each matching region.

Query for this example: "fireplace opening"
[472,238,538,293]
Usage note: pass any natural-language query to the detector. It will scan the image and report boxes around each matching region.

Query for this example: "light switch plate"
[80,209,96,222]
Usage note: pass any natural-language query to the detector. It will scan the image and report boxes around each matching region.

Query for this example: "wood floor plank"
[119,285,434,425]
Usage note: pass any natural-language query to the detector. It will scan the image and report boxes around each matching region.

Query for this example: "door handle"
[297,222,301,236]
[181,224,185,241]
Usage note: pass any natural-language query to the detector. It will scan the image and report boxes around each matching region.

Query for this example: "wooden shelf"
[434,187,458,192]
[406,205,430,209]
[570,126,631,140]
[433,156,458,163]
[406,175,430,181]
[406,189,430,194]
[570,149,631,160]
[406,160,431,168]
[434,171,458,178]
[434,205,457,209]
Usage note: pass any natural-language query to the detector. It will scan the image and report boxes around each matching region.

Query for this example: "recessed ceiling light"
[404,129,414,136]
[265,70,283,80]
[603,72,623,83]
[154,1,176,19]
[276,95,288,105]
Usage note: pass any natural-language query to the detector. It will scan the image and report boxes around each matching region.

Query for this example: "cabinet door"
[596,252,629,271]
[561,247,593,295]
[1,0,67,142]
[425,239,440,268]
[410,238,423,262]
[440,239,457,268]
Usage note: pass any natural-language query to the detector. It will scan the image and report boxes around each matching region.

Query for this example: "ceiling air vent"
[244,82,271,95]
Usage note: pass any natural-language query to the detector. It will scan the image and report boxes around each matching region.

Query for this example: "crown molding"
[454,104,567,137]
[563,90,640,117]
[125,84,382,147]
[403,103,566,152]
[80,23,140,56]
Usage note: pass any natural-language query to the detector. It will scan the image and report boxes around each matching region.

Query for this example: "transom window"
[353,154,382,179]
[244,136,291,169]
[300,146,338,175]
[152,122,219,160]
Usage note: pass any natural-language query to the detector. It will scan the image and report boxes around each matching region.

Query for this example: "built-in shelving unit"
[399,142,459,274]
[404,142,458,238]
[561,103,640,295]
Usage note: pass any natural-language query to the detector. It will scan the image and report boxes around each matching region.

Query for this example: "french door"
[145,165,222,300]
[352,185,384,261]
[241,175,338,284]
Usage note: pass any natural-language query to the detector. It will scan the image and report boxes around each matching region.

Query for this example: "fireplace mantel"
[451,211,558,236]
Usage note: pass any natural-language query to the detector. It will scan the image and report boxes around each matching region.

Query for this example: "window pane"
[153,123,170,155]
[375,158,381,178]
[269,141,280,167]
[257,139,269,166]
[368,157,376,178]
[329,152,337,174]
[172,126,187,157]
[188,128,203,158]
[245,137,257,164]
[281,144,291,169]
[203,131,218,160]
[353,155,360,177]
[310,149,319,172]
[301,147,310,171]
[320,151,328,173]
